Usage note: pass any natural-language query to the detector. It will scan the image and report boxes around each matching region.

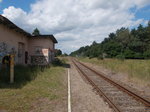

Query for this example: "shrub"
[52,58,64,66]
[0,65,41,86]
[97,55,104,60]
[116,54,125,60]
[143,50,150,59]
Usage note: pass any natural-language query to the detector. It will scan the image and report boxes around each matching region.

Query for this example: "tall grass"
[0,65,43,88]
[79,57,150,82]
[0,64,67,111]
[0,58,67,88]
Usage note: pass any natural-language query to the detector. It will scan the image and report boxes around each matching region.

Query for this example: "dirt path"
[69,60,112,112]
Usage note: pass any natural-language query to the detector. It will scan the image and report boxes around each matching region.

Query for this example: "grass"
[79,57,150,82]
[0,60,67,111]
[0,65,43,88]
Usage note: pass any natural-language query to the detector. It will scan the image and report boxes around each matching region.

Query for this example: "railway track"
[72,59,150,112]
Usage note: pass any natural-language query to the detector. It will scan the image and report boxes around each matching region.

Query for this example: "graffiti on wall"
[0,42,16,64]
[0,42,7,52]
[31,56,48,65]
[31,48,49,65]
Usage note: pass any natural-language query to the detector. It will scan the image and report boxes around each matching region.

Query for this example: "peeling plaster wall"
[28,38,54,65]
[0,24,56,65]
[0,24,28,65]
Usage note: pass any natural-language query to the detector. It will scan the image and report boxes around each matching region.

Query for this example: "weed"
[0,65,42,88]
[79,58,150,82]
[0,66,66,111]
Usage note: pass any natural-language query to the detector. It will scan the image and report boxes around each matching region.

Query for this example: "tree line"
[70,21,150,59]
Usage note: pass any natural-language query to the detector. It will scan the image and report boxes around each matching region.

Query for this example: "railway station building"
[0,15,58,65]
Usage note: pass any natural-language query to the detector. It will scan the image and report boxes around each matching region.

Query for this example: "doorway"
[18,42,25,64]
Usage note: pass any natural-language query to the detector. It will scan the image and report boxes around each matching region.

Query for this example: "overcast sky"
[0,0,150,54]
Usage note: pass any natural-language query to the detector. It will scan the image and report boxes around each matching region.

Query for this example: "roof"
[0,15,58,43]
[32,35,58,43]
[0,15,31,37]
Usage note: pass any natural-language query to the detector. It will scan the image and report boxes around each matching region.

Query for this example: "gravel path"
[69,60,112,112]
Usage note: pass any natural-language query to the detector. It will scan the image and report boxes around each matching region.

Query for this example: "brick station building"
[0,15,58,65]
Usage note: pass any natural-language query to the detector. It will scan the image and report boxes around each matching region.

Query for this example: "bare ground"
[82,62,150,100]
[30,98,67,112]
[69,60,113,112]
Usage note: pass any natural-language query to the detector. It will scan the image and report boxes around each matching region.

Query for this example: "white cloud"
[0,0,2,3]
[2,0,150,53]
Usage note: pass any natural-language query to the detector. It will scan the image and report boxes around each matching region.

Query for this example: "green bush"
[52,58,64,66]
[89,55,94,59]
[116,54,125,60]
[97,55,104,60]
[143,50,150,59]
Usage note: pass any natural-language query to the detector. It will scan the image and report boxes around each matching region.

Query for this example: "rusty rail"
[72,60,122,112]
[75,59,150,108]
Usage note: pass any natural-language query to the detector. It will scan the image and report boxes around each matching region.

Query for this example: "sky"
[0,0,150,54]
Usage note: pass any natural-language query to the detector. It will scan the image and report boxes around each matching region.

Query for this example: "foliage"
[55,49,62,56]
[62,53,68,56]
[52,58,64,66]
[0,65,41,87]
[32,28,40,36]
[70,21,150,59]
[79,58,150,82]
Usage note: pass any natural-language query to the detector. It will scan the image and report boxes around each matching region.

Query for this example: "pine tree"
[32,28,40,36]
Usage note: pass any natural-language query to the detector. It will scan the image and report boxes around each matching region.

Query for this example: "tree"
[109,33,116,39]
[70,22,150,59]
[55,49,62,56]
[32,28,40,36]
[147,20,150,29]
[92,41,97,45]
[63,53,68,56]
[116,27,131,48]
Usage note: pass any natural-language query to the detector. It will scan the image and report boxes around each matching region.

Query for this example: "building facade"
[0,15,57,65]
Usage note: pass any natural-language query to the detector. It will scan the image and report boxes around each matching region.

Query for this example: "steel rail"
[76,59,150,108]
[72,60,122,112]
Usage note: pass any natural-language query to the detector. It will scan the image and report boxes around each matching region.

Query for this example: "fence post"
[10,54,14,83]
